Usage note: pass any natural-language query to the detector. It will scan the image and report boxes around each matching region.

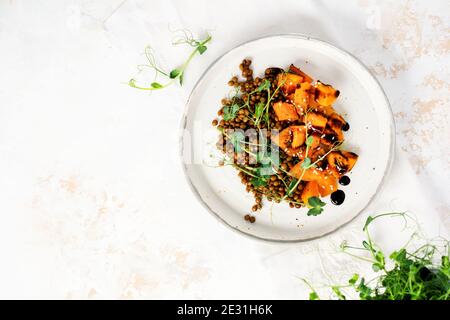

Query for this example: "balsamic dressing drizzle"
[331,190,345,205]
[339,175,351,186]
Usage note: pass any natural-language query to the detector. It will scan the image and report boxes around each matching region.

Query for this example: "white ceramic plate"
[180,34,394,242]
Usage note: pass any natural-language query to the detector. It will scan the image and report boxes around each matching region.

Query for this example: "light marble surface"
[0,0,448,299]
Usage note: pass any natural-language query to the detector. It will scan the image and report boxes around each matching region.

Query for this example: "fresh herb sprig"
[304,212,450,300]
[307,196,326,216]
[129,33,211,90]
[223,103,240,121]
[252,78,283,129]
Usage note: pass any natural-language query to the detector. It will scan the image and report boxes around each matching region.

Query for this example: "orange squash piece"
[327,112,347,131]
[315,105,336,117]
[305,112,327,130]
[290,166,337,197]
[340,151,358,171]
[289,64,313,83]
[285,93,295,102]
[291,126,306,148]
[320,127,344,147]
[309,147,326,164]
[271,126,306,157]
[301,181,320,205]
[316,172,338,197]
[272,102,299,121]
[314,81,340,106]
[326,150,359,177]
[326,112,347,143]
[289,165,323,181]
[277,73,303,95]
[309,133,321,150]
[300,167,323,181]
[293,82,312,113]
[288,162,303,179]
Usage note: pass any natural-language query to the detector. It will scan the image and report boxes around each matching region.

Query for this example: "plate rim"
[179,33,396,244]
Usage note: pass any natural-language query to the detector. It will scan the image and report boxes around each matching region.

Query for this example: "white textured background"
[0,0,448,299]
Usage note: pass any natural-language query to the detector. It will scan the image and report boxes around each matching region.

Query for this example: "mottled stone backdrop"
[0,0,448,299]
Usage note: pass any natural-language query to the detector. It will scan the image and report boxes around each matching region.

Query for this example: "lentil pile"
[212,59,359,222]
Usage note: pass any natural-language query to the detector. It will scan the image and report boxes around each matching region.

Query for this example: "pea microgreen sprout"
[252,77,285,129]
[304,212,450,300]
[222,103,240,121]
[129,32,211,90]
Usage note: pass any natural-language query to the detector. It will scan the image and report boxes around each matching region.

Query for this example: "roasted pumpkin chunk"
[277,72,303,95]
[340,151,358,171]
[291,126,306,148]
[326,112,347,143]
[272,102,299,121]
[326,150,359,177]
[291,166,338,197]
[289,64,313,83]
[301,181,320,206]
[316,171,338,197]
[309,147,327,164]
[293,82,312,113]
[320,127,344,147]
[271,126,306,157]
[309,133,321,150]
[315,105,336,117]
[327,112,347,132]
[285,93,295,103]
[314,81,340,106]
[305,112,327,130]
[296,167,323,181]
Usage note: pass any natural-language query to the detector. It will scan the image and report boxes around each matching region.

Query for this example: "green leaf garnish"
[309,292,319,300]
[306,135,314,146]
[256,79,271,92]
[362,240,370,250]
[301,157,312,169]
[348,274,359,285]
[223,103,240,121]
[308,196,326,208]
[151,82,163,88]
[197,45,207,54]
[229,131,245,152]
[307,196,326,216]
[332,287,346,300]
[169,69,181,79]
[286,179,298,196]
[264,112,270,125]
[372,264,381,272]
[363,216,374,231]
[255,163,273,177]
[307,207,323,216]
[254,102,265,120]
[250,176,268,187]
